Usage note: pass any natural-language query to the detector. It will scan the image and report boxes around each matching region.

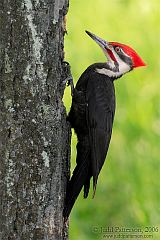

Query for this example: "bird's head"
[86,30,146,78]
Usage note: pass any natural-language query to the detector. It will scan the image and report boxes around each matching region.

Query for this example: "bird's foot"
[62,61,74,96]
[63,75,74,96]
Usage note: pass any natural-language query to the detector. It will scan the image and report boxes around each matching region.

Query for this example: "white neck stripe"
[95,68,122,78]
[95,59,131,78]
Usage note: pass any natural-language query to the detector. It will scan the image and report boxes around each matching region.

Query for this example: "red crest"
[110,42,146,68]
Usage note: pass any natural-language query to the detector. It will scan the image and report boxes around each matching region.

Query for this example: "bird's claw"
[63,76,74,96]
[67,76,73,86]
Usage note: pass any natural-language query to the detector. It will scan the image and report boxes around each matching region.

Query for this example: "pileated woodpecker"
[63,31,146,219]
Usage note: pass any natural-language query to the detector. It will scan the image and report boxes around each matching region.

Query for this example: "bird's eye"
[115,47,121,53]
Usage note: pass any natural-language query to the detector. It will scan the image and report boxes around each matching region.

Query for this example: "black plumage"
[63,63,116,219]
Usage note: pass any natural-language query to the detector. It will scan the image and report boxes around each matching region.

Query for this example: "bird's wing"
[86,71,115,196]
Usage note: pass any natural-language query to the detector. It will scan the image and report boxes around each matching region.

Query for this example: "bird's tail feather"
[63,150,90,219]
[84,176,91,198]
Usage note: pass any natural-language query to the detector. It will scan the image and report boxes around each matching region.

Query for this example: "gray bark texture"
[0,0,70,239]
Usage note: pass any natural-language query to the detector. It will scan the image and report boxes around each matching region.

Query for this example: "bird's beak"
[85,30,116,62]
[85,30,111,51]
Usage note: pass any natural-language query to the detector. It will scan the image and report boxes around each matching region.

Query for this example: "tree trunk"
[0,0,70,239]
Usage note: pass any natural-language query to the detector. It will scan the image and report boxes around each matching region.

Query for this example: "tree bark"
[0,0,70,239]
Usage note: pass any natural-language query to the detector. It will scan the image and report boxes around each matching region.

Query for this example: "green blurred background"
[63,0,160,239]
